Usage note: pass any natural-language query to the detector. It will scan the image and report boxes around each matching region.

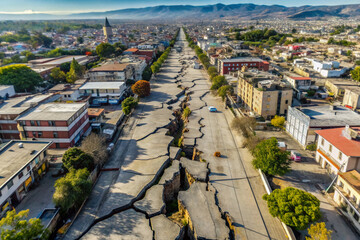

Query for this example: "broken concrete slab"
[159,160,181,203]
[134,185,165,217]
[82,209,153,240]
[151,215,183,240]
[180,157,208,182]
[169,147,181,160]
[178,182,229,240]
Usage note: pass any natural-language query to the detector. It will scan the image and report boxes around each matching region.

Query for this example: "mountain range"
[1,3,360,20]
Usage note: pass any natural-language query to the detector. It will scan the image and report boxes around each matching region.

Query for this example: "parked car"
[290,150,301,162]
[208,106,217,112]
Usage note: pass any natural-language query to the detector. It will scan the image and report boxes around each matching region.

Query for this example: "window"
[30,120,35,126]
[18,172,23,179]
[32,132,37,138]
[38,132,42,137]
[56,143,60,148]
[53,132,58,138]
[36,121,41,126]
[35,157,39,164]
[321,138,324,146]
[27,165,31,172]
[329,145,333,153]
[338,152,342,160]
[48,121,55,126]
[285,100,288,104]
[7,180,13,190]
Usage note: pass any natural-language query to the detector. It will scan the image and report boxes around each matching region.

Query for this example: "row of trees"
[96,42,127,59]
[53,133,108,214]
[49,58,85,84]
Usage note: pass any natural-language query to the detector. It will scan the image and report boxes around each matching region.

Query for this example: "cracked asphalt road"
[64,29,287,240]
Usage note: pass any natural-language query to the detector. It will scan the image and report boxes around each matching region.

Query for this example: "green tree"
[142,66,152,81]
[0,64,43,92]
[131,80,151,97]
[263,187,321,230]
[217,85,233,101]
[211,76,227,90]
[62,147,94,171]
[270,115,285,128]
[96,42,115,58]
[151,62,161,74]
[66,58,84,83]
[0,209,48,240]
[252,137,291,176]
[113,42,126,56]
[50,67,66,84]
[53,168,92,213]
[207,66,218,75]
[122,96,138,115]
[60,62,71,73]
[351,66,360,82]
[306,222,332,240]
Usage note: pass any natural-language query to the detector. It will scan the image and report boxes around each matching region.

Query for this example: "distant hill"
[1,3,360,20]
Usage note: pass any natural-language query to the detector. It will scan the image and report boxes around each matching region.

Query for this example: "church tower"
[103,17,113,43]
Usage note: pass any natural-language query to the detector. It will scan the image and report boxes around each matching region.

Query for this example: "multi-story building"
[237,70,292,119]
[343,87,360,110]
[0,140,52,217]
[315,126,360,177]
[79,82,126,105]
[17,103,90,148]
[0,94,56,141]
[325,79,359,98]
[218,57,269,75]
[333,170,360,232]
[87,63,135,82]
[286,104,360,148]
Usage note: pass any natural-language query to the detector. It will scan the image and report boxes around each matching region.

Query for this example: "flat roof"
[297,105,360,128]
[88,108,105,117]
[315,127,360,157]
[222,57,265,63]
[18,103,87,121]
[40,56,89,66]
[0,140,52,188]
[0,94,53,115]
[339,170,360,195]
[89,63,129,72]
[80,82,124,90]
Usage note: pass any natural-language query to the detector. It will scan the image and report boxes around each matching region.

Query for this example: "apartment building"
[87,63,135,82]
[343,87,360,110]
[219,57,269,75]
[0,140,52,217]
[0,94,56,141]
[79,82,126,105]
[17,103,90,148]
[286,104,360,148]
[315,126,360,177]
[237,70,292,119]
[333,170,360,232]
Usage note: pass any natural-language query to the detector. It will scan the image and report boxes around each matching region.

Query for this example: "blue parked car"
[208,106,217,112]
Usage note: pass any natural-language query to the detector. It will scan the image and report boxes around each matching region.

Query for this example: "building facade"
[219,57,269,75]
[17,103,90,148]
[0,140,52,217]
[87,63,134,82]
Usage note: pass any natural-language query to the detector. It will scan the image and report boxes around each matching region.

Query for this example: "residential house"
[219,57,269,75]
[87,63,135,82]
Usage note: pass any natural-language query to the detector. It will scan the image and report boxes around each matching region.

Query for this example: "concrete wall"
[343,89,360,110]
[286,106,310,147]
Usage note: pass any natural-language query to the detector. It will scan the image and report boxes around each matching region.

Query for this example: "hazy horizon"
[1,0,360,15]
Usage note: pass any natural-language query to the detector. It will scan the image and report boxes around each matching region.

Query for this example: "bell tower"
[103,17,113,43]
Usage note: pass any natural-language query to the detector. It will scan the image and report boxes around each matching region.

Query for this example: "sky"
[1,0,360,14]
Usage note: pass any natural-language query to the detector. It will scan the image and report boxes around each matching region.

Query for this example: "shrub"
[62,147,95,171]
[231,117,256,139]
[306,222,332,240]
[214,152,221,157]
[270,115,285,129]
[263,187,321,230]
[182,107,191,121]
[217,85,234,101]
[306,143,317,151]
[131,80,151,97]
[122,96,138,115]
[80,133,108,166]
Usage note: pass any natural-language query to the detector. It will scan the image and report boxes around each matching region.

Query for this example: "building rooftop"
[79,82,124,90]
[297,105,360,128]
[0,140,52,187]
[0,94,54,115]
[339,170,360,195]
[49,84,82,92]
[18,103,87,121]
[88,108,105,117]
[222,57,267,63]
[89,63,130,72]
[315,127,360,157]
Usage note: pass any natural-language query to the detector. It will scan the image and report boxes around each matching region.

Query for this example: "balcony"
[317,148,341,171]
[335,185,360,214]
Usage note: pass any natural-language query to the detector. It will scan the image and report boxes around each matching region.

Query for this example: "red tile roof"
[124,48,139,52]
[315,127,360,157]
[290,77,311,80]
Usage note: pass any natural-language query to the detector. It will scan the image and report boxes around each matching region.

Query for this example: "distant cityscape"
[0,2,360,240]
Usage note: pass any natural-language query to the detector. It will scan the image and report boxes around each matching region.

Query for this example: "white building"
[0,85,15,98]
[0,140,52,217]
